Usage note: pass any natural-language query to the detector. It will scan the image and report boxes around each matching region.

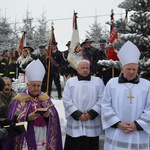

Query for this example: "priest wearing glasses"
[101,41,150,150]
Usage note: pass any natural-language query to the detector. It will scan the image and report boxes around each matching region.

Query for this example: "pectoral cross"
[32,102,38,109]
[128,91,134,104]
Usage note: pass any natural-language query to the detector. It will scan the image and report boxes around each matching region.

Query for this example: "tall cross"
[128,91,134,104]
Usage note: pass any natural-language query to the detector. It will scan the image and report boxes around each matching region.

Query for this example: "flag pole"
[46,43,51,94]
[46,22,56,95]
[112,67,114,78]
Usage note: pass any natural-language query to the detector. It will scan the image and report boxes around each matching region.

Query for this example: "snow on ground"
[51,98,66,147]
[50,76,67,147]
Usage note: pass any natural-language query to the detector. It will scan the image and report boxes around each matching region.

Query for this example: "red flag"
[107,10,119,61]
[18,31,26,55]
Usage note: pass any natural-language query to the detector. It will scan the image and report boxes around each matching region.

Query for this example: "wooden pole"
[112,67,114,78]
[46,23,55,95]
[46,45,51,94]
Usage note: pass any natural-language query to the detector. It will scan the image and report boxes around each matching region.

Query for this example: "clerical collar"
[28,90,39,98]
[118,73,139,84]
[77,74,91,81]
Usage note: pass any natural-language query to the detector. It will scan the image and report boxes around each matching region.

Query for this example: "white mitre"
[25,59,45,82]
[117,41,141,66]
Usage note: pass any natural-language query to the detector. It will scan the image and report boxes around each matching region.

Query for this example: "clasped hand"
[79,112,91,121]
[118,122,137,133]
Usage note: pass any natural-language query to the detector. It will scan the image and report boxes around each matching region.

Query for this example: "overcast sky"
[1,0,124,50]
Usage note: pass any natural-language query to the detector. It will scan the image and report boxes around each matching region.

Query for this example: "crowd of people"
[0,40,150,150]
[0,38,110,98]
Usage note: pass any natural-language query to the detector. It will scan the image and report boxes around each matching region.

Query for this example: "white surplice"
[23,126,47,150]
[63,76,105,137]
[101,77,150,150]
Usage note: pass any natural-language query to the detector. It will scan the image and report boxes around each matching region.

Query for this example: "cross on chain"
[128,91,134,104]
[32,102,38,109]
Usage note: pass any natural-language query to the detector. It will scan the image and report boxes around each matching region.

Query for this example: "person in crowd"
[47,41,63,99]
[3,59,63,150]
[60,41,77,82]
[63,59,105,150]
[96,39,108,79]
[12,50,19,61]
[141,50,150,62]
[99,39,107,60]
[0,52,8,77]
[16,48,33,82]
[97,39,122,84]
[5,50,19,80]
[101,41,150,150]
[2,50,9,62]
[5,57,18,80]
[37,44,47,92]
[16,48,33,74]
[0,77,23,150]
[0,77,17,118]
[6,49,13,62]
[23,46,37,60]
[80,40,86,49]
[81,39,101,75]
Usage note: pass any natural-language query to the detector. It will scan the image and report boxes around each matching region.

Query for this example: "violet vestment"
[3,90,63,150]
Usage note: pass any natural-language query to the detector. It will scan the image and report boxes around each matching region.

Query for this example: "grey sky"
[1,0,124,50]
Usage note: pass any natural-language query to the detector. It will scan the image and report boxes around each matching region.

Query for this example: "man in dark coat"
[81,39,101,75]
[37,45,47,92]
[99,39,107,60]
[47,41,63,99]
[0,77,22,150]
[60,41,77,82]
[0,77,17,118]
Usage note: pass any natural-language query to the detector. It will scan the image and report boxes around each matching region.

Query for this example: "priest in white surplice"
[101,41,150,150]
[63,59,105,150]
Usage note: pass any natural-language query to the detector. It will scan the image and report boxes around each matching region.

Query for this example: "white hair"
[76,59,90,68]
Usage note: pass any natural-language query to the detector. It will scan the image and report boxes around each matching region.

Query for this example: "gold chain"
[124,84,135,104]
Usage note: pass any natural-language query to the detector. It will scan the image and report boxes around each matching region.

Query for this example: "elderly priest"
[3,59,63,150]
[101,41,150,150]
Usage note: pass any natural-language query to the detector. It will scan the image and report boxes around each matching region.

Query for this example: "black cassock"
[64,134,99,150]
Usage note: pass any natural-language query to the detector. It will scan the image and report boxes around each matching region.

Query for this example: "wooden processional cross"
[128,91,134,104]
